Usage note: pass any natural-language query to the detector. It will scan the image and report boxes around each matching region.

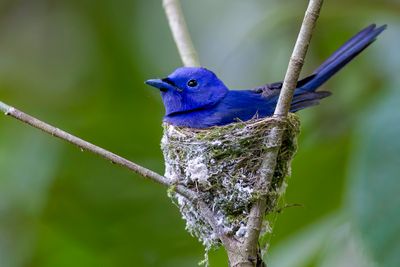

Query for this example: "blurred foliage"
[0,0,399,266]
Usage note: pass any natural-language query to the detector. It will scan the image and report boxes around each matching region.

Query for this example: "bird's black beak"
[145,79,170,92]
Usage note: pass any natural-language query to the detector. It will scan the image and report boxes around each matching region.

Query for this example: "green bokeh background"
[0,0,399,266]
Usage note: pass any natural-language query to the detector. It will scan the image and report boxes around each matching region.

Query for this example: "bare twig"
[0,101,231,251]
[238,0,324,265]
[274,0,324,117]
[163,0,200,67]
[0,101,197,201]
[243,127,283,256]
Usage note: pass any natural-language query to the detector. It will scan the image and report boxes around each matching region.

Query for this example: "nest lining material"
[161,114,300,249]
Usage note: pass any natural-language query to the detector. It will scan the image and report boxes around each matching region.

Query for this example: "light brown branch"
[244,126,282,252]
[237,1,324,265]
[163,0,200,67]
[274,0,324,117]
[0,101,197,201]
[0,100,231,250]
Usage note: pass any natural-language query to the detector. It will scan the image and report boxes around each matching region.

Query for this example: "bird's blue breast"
[163,90,277,128]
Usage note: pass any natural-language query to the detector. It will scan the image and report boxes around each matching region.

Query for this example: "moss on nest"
[161,114,300,249]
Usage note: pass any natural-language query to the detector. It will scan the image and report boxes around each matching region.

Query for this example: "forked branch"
[0,0,324,266]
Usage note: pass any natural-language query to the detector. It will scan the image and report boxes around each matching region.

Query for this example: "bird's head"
[145,67,228,115]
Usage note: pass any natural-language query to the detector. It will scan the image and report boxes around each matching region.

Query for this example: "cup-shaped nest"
[161,114,300,249]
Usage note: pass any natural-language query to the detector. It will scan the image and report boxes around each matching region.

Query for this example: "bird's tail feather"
[291,91,331,112]
[289,24,386,113]
[299,24,386,92]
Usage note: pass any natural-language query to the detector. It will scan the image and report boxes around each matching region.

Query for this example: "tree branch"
[163,0,200,67]
[0,101,197,201]
[239,0,324,265]
[274,0,324,117]
[1,99,233,250]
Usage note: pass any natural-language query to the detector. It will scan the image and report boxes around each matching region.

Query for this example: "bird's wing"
[250,74,317,98]
[249,74,330,113]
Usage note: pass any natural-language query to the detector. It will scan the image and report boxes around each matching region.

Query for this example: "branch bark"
[233,0,324,266]
[0,101,197,201]
[163,0,200,67]
[0,100,233,254]
[274,0,324,117]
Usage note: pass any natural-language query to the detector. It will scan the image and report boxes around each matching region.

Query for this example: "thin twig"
[1,91,230,251]
[274,0,324,117]
[243,126,282,256]
[0,101,197,201]
[163,0,200,67]
[241,0,324,264]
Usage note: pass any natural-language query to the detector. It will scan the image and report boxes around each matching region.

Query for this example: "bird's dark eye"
[187,79,198,87]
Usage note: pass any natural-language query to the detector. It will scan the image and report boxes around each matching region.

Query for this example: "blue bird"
[146,24,386,128]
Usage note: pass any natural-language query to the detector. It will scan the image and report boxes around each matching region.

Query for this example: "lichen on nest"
[161,114,300,250]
